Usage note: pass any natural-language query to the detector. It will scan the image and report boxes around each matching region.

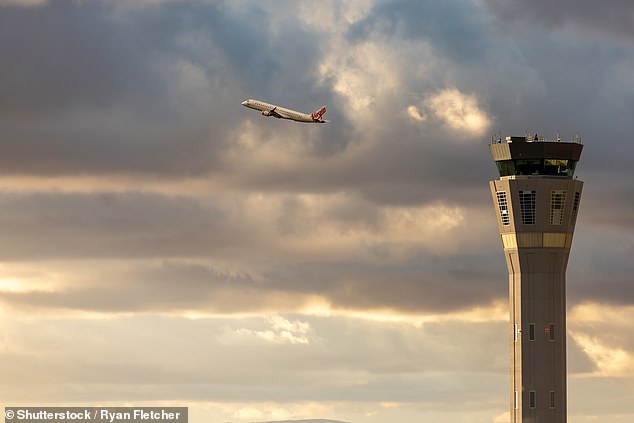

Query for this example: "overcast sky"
[1,1,633,422]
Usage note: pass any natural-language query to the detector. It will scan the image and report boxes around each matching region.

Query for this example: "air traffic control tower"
[489,135,583,423]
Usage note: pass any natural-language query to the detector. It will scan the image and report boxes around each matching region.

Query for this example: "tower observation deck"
[489,135,583,423]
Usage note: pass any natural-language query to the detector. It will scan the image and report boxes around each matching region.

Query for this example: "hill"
[256,420,349,423]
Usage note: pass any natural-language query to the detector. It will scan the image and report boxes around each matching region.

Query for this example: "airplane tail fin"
[310,106,327,122]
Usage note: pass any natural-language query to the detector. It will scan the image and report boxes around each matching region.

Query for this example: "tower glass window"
[544,159,576,177]
[529,391,536,409]
[496,191,510,225]
[495,159,577,177]
[572,192,581,220]
[550,391,555,408]
[550,190,567,225]
[519,190,536,224]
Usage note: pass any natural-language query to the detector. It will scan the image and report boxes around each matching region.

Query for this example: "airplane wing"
[262,106,283,119]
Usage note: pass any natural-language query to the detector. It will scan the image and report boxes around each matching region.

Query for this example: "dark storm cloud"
[0,0,159,118]
[0,0,344,175]
[0,0,518,206]
[443,2,634,236]
[1,0,632,210]
[0,188,505,314]
[567,226,634,306]
[0,0,289,117]
[357,139,496,206]
[0,0,632,314]
[223,132,496,207]
[0,191,246,260]
[347,0,488,62]
[0,0,222,175]
[0,261,260,312]
[483,0,634,41]
[480,0,634,216]
[0,252,506,314]
[326,260,504,313]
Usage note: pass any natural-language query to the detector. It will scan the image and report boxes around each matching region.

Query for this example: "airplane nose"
[241,100,248,106]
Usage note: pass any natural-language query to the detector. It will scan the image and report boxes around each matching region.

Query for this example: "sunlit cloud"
[569,303,634,376]
[319,41,401,114]
[297,0,372,32]
[0,264,63,294]
[570,331,633,376]
[570,303,634,325]
[300,299,508,327]
[406,105,426,122]
[0,0,46,6]
[219,315,311,345]
[426,88,491,136]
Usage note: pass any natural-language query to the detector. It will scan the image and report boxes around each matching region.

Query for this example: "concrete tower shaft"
[489,136,583,423]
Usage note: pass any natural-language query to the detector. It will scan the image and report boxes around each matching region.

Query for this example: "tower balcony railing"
[490,133,583,145]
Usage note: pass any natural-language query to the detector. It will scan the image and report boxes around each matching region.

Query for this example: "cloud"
[405,88,493,137]
[296,0,372,33]
[0,310,509,397]
[319,41,401,113]
[0,189,505,315]
[483,0,634,42]
[570,331,633,376]
[425,88,492,135]
[220,315,311,345]
[406,105,426,122]
[0,0,46,6]
[0,1,161,119]
[0,190,476,262]
[0,305,618,422]
[346,0,489,62]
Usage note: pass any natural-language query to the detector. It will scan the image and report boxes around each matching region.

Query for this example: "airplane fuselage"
[241,99,328,123]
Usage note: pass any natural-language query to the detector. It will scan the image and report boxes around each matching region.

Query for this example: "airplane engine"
[262,110,271,116]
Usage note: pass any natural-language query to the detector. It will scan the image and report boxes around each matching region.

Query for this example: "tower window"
[572,192,581,220]
[547,323,555,341]
[519,191,536,224]
[496,191,510,225]
[495,159,577,177]
[550,391,555,408]
[529,391,536,409]
[550,190,567,225]
[529,323,535,341]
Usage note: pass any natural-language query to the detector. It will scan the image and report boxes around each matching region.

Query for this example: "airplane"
[241,98,329,123]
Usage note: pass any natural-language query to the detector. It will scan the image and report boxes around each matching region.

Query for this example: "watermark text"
[4,407,187,423]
